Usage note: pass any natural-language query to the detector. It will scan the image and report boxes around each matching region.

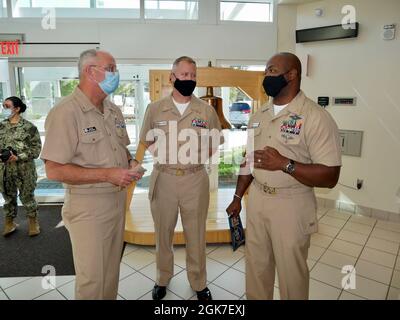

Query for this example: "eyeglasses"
[91,65,118,73]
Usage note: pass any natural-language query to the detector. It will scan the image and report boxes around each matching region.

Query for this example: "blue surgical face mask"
[98,71,120,95]
[2,108,12,118]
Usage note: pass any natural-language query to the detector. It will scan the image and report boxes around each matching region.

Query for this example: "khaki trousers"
[62,188,127,300]
[245,183,318,300]
[149,168,209,291]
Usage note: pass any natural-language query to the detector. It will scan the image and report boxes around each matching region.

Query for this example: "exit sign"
[0,40,20,55]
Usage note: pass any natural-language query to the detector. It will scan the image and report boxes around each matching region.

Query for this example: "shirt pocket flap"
[80,132,105,144]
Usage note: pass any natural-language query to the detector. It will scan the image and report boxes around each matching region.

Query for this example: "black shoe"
[196,287,212,301]
[152,285,166,300]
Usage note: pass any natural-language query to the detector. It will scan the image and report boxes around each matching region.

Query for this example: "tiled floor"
[1,207,400,300]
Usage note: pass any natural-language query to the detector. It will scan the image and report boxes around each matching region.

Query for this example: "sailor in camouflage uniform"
[1,96,42,236]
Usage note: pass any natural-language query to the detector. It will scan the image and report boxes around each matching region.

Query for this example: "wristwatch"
[284,159,295,174]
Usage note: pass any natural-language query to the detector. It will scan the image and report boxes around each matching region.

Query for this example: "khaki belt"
[252,179,312,196]
[155,164,204,176]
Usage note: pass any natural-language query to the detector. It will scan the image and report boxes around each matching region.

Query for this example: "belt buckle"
[263,184,276,195]
[176,169,184,176]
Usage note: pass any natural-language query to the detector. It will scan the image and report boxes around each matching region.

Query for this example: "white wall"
[277,4,297,52]
[0,0,278,63]
[296,0,400,214]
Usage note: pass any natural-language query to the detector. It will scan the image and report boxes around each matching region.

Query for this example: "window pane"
[0,0,6,17]
[145,0,198,20]
[12,0,140,18]
[220,1,272,22]
[31,0,91,8]
[96,0,140,9]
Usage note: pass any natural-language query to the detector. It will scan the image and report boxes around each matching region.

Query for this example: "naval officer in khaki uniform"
[226,52,342,300]
[41,49,144,300]
[136,56,223,300]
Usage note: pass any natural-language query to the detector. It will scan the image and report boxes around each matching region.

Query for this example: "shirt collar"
[161,94,202,115]
[74,86,115,116]
[262,90,306,116]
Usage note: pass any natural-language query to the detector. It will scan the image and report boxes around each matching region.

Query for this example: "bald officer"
[136,56,223,301]
[226,52,342,300]
[41,49,143,300]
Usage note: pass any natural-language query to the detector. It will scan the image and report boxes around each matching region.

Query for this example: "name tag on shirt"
[83,127,97,134]
[251,122,260,128]
[155,121,167,126]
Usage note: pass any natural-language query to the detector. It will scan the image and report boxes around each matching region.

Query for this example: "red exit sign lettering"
[0,41,20,55]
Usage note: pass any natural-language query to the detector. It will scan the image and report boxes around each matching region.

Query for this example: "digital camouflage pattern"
[0,117,41,218]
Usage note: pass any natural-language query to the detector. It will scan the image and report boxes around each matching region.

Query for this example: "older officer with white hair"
[41,49,144,300]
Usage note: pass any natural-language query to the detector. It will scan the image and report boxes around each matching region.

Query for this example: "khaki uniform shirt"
[247,90,342,188]
[41,87,130,190]
[139,94,224,169]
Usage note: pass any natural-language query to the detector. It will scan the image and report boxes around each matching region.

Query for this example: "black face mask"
[173,76,196,97]
[262,73,288,97]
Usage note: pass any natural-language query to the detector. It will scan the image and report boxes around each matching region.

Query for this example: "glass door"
[11,62,171,202]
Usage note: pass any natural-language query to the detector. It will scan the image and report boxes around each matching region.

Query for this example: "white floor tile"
[319,216,347,228]
[139,289,183,300]
[371,228,400,243]
[139,262,183,282]
[213,268,245,297]
[349,215,376,226]
[208,245,244,267]
[345,275,388,300]
[53,275,75,288]
[307,259,317,271]
[359,247,396,268]
[318,223,341,238]
[339,291,366,300]
[57,280,75,300]
[206,283,240,300]
[168,271,195,300]
[337,230,368,246]
[396,256,400,271]
[309,279,341,300]
[310,263,343,289]
[343,221,373,235]
[4,276,54,300]
[387,287,400,300]
[118,272,154,300]
[325,210,352,221]
[34,289,66,300]
[308,245,326,260]
[121,248,155,271]
[172,246,187,269]
[355,259,393,285]
[123,243,141,256]
[119,262,136,280]
[375,220,400,233]
[0,289,8,300]
[310,233,334,248]
[391,270,400,289]
[231,257,245,273]
[207,258,231,282]
[206,244,221,254]
[365,237,399,255]
[0,277,31,290]
[319,250,357,270]
[273,287,280,300]
[328,239,363,258]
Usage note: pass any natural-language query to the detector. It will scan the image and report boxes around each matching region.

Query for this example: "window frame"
[218,0,274,25]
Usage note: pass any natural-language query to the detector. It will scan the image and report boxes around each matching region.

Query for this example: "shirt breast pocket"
[277,131,301,145]
[80,132,105,144]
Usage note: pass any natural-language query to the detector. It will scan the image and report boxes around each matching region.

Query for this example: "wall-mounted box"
[338,130,363,157]
[333,97,357,106]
